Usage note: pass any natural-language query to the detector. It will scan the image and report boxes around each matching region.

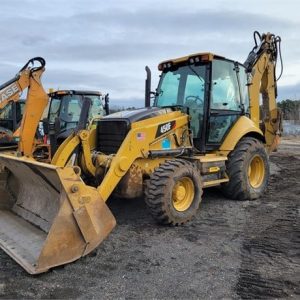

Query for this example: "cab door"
[205,59,244,151]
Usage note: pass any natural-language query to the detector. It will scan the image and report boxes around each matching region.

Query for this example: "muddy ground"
[0,137,299,299]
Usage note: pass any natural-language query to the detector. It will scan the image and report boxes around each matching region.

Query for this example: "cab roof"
[158,52,226,70]
[49,90,102,96]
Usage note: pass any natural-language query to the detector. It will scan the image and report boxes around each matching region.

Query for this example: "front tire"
[144,159,202,225]
[221,137,269,200]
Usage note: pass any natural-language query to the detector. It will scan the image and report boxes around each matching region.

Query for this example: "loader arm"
[52,109,188,202]
[244,32,283,152]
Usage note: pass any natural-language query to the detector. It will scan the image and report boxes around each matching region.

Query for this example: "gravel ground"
[0,137,299,299]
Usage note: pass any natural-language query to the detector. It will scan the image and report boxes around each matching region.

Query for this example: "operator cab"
[48,90,106,134]
[45,90,107,155]
[0,100,25,146]
[154,53,249,152]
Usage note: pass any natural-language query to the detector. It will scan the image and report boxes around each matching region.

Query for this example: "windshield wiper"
[188,65,204,83]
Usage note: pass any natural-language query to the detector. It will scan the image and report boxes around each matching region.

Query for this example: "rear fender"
[219,116,264,153]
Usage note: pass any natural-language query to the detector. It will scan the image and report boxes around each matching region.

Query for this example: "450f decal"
[155,120,176,138]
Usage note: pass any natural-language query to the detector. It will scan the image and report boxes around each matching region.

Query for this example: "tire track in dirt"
[0,143,299,299]
[236,155,300,299]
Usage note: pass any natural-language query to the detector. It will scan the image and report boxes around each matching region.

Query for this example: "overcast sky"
[1,0,299,106]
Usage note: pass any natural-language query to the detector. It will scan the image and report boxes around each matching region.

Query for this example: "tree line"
[278,99,300,120]
[110,100,300,121]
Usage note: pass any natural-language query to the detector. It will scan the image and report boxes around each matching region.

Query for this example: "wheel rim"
[172,177,195,211]
[248,155,265,188]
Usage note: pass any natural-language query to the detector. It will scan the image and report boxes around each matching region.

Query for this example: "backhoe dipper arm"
[244,32,283,152]
[16,58,48,156]
[0,57,48,155]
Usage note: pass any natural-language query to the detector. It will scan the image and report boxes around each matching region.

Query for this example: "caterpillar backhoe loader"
[0,31,283,274]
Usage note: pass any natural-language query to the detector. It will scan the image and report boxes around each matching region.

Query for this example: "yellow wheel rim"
[248,155,265,188]
[172,177,194,211]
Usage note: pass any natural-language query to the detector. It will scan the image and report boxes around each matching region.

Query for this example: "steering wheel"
[59,116,70,123]
[185,95,204,105]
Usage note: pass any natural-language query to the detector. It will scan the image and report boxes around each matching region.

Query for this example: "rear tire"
[144,159,202,225]
[221,137,269,200]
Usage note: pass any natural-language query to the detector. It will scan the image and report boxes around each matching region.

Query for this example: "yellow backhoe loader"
[0,31,283,274]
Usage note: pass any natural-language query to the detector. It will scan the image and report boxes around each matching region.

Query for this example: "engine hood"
[102,107,172,123]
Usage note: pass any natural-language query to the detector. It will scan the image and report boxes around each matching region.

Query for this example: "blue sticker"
[162,138,171,149]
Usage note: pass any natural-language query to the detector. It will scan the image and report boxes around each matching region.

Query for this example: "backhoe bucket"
[0,154,116,274]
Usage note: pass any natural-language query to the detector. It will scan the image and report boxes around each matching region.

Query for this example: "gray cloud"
[0,0,299,104]
[278,82,300,100]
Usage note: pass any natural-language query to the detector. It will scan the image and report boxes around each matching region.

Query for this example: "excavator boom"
[245,32,283,152]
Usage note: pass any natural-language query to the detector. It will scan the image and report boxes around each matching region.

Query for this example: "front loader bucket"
[0,154,116,274]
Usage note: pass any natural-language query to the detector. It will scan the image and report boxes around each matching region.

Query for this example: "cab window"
[211,60,241,111]
[155,64,206,138]
[0,103,13,120]
[207,60,242,145]
[88,95,105,120]
[48,98,61,123]
[238,66,250,113]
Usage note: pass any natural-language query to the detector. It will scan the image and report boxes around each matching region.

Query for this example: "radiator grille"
[96,120,130,154]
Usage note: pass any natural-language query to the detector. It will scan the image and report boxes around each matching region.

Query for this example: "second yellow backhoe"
[0,31,283,274]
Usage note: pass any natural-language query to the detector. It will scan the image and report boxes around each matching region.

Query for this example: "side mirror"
[42,118,49,135]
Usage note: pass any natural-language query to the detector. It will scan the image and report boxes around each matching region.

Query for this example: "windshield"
[154,64,206,138]
[88,95,105,119]
[155,64,206,107]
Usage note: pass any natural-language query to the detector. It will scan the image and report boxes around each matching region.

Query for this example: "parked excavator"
[0,31,283,274]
